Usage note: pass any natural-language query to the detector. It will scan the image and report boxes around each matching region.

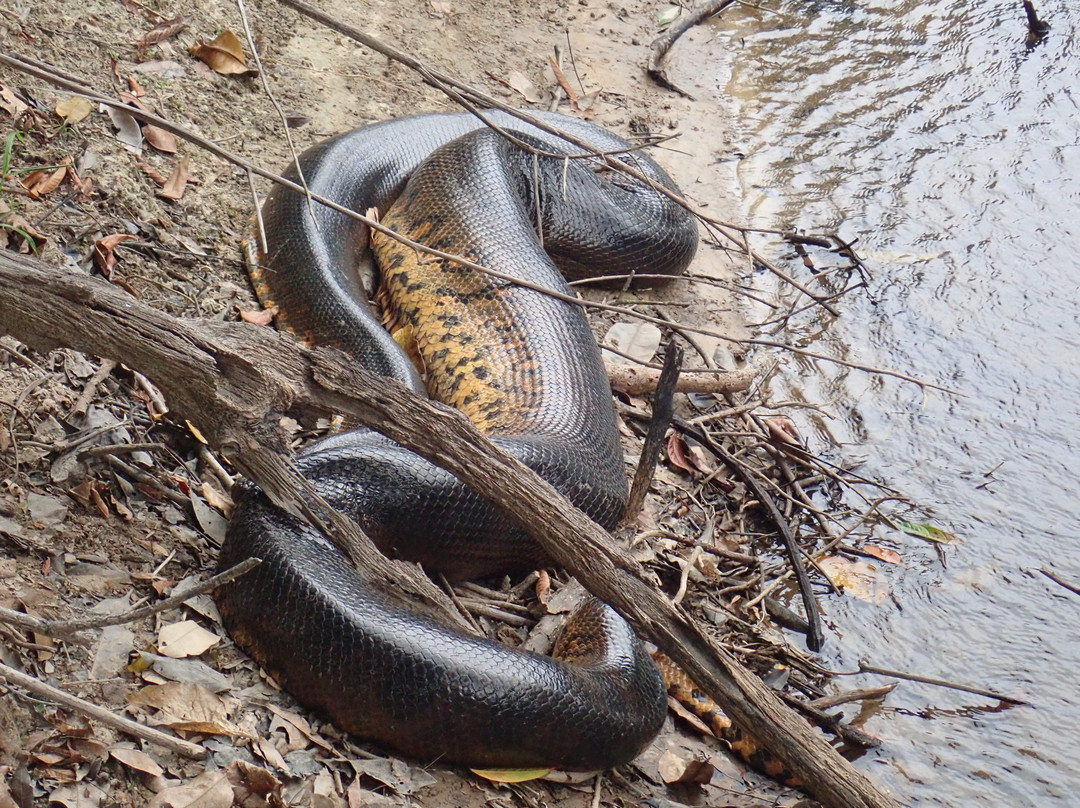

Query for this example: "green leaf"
[896,520,958,544]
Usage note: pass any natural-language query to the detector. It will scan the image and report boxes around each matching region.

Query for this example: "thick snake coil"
[216,110,698,770]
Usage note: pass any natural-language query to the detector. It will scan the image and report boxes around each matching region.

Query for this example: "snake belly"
[217,110,698,770]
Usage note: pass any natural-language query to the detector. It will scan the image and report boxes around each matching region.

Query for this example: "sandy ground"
[0,0,814,806]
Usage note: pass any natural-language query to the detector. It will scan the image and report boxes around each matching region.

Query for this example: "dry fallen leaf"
[239,305,277,326]
[49,783,107,808]
[666,433,696,474]
[224,760,282,805]
[55,96,92,124]
[602,321,662,365]
[506,71,540,103]
[818,556,890,604]
[149,771,232,808]
[105,105,143,152]
[862,544,902,564]
[21,160,70,198]
[656,748,714,785]
[157,619,220,658]
[189,30,257,76]
[92,233,136,276]
[110,746,164,777]
[0,83,29,117]
[158,157,190,200]
[129,681,245,737]
[142,125,177,153]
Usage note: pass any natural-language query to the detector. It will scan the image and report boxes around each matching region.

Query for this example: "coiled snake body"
[217,111,698,770]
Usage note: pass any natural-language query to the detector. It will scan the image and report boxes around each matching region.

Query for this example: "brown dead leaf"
[224,760,281,805]
[254,736,288,771]
[764,417,801,446]
[656,748,714,785]
[239,305,277,326]
[818,556,889,604]
[0,83,29,117]
[666,433,696,474]
[142,125,177,153]
[0,211,47,253]
[50,783,107,808]
[21,160,70,198]
[128,681,244,737]
[666,694,713,736]
[110,746,164,776]
[159,158,190,200]
[117,90,152,112]
[55,96,92,125]
[506,71,540,103]
[266,704,334,752]
[535,568,551,606]
[139,161,169,186]
[149,771,232,808]
[189,30,257,77]
[862,544,902,564]
[92,233,136,276]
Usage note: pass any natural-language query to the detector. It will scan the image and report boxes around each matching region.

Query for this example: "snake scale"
[216,110,698,770]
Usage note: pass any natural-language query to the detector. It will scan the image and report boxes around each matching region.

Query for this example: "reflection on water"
[706,1,1079,804]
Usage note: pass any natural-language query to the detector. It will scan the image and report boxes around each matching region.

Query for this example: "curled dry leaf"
[21,160,71,199]
[239,305,277,326]
[862,544,902,564]
[55,96,92,124]
[158,158,190,200]
[764,417,801,446]
[104,105,143,152]
[189,30,257,77]
[92,233,136,276]
[225,760,282,805]
[666,433,695,474]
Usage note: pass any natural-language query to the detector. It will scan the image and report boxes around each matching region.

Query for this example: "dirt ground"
[0,0,842,806]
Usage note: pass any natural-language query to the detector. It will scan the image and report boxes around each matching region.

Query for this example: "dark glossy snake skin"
[217,111,698,770]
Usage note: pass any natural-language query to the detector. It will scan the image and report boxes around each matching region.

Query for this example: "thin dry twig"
[0,558,260,638]
[846,662,1029,706]
[0,660,206,758]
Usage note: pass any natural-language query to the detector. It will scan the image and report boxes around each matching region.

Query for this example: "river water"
[701,1,1079,804]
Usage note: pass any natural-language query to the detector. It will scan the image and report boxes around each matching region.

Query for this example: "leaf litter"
[0,0,954,805]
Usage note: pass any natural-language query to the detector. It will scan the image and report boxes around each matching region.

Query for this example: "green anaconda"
[217,110,703,770]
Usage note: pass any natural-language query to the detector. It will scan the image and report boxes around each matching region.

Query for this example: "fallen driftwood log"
[0,250,901,808]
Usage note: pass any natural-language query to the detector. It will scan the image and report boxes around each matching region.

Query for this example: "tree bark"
[0,251,902,808]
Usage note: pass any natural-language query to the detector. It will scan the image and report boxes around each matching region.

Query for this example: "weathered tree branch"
[0,251,901,808]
